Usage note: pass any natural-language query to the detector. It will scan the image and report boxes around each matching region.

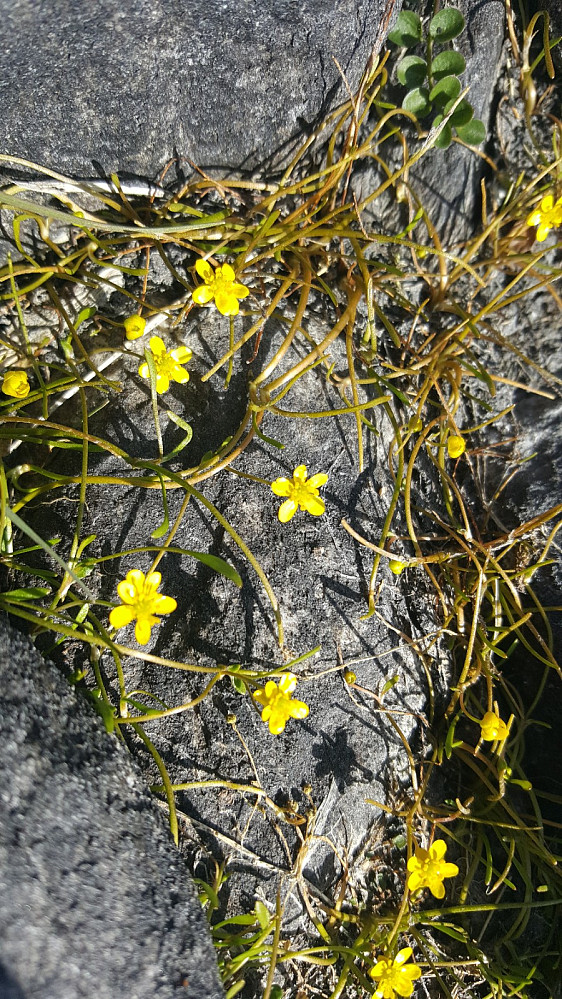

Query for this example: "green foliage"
[390,6,486,148]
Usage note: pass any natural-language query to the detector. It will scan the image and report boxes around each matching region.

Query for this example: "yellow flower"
[480,710,509,742]
[271,465,328,523]
[447,434,465,459]
[123,315,147,340]
[253,673,309,735]
[192,259,250,316]
[138,335,192,394]
[2,369,30,399]
[109,569,177,645]
[369,948,422,998]
[389,559,407,575]
[407,840,459,899]
[526,193,562,242]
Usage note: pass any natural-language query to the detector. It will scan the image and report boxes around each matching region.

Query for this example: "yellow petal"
[307,473,328,488]
[429,840,447,861]
[271,477,292,497]
[215,291,239,316]
[536,223,550,241]
[541,194,554,211]
[135,618,153,644]
[148,336,166,356]
[195,258,213,281]
[171,346,192,363]
[152,595,177,615]
[155,374,170,394]
[279,673,297,694]
[293,464,307,480]
[171,367,190,385]
[302,495,325,517]
[526,209,542,227]
[288,700,309,719]
[233,282,249,299]
[278,499,298,522]
[109,604,135,629]
[192,284,214,305]
[220,263,235,281]
[395,948,413,965]
[138,362,150,380]
[429,879,445,899]
[144,571,162,590]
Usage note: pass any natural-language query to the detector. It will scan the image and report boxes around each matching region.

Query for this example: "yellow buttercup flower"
[253,673,309,735]
[407,840,459,899]
[480,710,509,743]
[192,259,249,316]
[123,315,147,340]
[271,465,328,523]
[447,434,465,459]
[138,336,192,394]
[526,193,562,242]
[109,569,177,645]
[369,948,422,999]
[2,369,30,399]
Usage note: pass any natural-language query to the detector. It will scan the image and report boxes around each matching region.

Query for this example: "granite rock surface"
[0,621,225,999]
[0,0,400,178]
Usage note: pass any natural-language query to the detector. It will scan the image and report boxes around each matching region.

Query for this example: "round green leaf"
[432,115,452,149]
[456,118,487,145]
[388,10,422,47]
[429,8,465,42]
[445,97,474,128]
[403,87,431,118]
[431,50,466,80]
[397,55,427,88]
[429,74,462,106]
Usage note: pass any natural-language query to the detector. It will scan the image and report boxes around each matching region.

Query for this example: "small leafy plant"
[388,7,486,148]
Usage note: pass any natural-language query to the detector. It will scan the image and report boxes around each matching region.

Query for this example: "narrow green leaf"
[429,75,462,106]
[397,55,427,88]
[75,306,96,329]
[2,586,51,599]
[431,50,466,80]
[429,8,465,42]
[231,676,247,694]
[456,117,486,145]
[403,87,431,117]
[255,900,271,931]
[388,10,422,47]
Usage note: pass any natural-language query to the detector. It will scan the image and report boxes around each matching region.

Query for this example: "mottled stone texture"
[0,0,400,178]
[0,622,225,999]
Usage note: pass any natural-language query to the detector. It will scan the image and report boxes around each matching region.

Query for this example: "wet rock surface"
[0,621,225,999]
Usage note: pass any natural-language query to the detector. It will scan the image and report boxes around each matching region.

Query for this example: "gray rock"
[0,621,224,999]
[0,0,401,178]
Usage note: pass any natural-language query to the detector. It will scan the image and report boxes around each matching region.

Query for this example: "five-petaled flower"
[253,672,309,735]
[138,336,192,394]
[480,710,509,743]
[192,259,249,316]
[123,315,147,340]
[369,948,422,999]
[407,839,459,899]
[271,465,328,523]
[447,434,465,459]
[2,369,30,399]
[526,193,562,242]
[109,569,177,645]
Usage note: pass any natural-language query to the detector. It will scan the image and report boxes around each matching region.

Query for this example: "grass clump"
[1,3,562,997]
